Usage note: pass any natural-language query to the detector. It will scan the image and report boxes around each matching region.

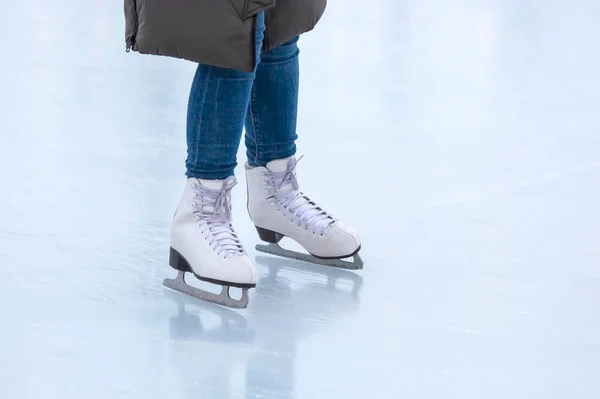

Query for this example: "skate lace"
[191,179,245,259]
[263,156,335,236]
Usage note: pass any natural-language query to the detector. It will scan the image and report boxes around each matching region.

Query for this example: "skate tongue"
[197,178,224,190]
[266,156,295,173]
[194,177,236,218]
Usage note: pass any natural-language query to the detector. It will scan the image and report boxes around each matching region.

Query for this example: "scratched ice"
[1,1,599,398]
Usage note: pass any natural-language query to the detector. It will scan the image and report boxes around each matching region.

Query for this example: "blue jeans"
[186,12,299,179]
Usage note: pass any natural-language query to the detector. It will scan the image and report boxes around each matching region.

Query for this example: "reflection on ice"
[166,255,363,398]
[1,0,600,397]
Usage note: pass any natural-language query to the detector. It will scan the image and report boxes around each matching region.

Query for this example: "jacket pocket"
[231,0,276,20]
[124,0,138,51]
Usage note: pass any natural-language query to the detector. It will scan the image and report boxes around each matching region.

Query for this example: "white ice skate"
[164,176,258,309]
[245,156,364,270]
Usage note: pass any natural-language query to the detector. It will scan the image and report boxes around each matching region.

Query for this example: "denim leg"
[185,13,266,179]
[244,37,300,167]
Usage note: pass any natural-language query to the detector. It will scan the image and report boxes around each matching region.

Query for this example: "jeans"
[186,12,300,179]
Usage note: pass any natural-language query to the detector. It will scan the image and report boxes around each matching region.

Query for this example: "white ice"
[1,0,600,398]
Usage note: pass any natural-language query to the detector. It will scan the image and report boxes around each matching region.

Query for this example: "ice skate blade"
[163,271,250,309]
[255,243,364,270]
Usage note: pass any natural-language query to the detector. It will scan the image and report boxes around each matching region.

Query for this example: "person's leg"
[244,37,300,167]
[168,13,266,307]
[244,36,362,265]
[186,13,266,179]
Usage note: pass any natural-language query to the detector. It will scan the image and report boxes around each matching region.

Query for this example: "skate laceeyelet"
[164,177,258,309]
[164,156,363,309]
[246,156,363,270]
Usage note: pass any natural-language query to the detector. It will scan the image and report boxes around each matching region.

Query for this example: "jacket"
[124,0,327,72]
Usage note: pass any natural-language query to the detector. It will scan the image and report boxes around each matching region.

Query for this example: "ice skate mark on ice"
[449,326,478,334]
[84,292,117,304]
[423,161,600,209]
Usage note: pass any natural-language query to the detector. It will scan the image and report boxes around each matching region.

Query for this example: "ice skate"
[164,176,258,309]
[245,156,364,270]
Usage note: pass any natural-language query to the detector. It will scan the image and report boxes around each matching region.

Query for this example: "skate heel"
[169,247,192,272]
[255,226,284,243]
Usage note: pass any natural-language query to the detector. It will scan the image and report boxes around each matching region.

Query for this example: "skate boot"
[245,156,364,270]
[164,176,258,309]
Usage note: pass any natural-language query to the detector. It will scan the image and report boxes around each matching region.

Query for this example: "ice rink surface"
[1,0,599,398]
